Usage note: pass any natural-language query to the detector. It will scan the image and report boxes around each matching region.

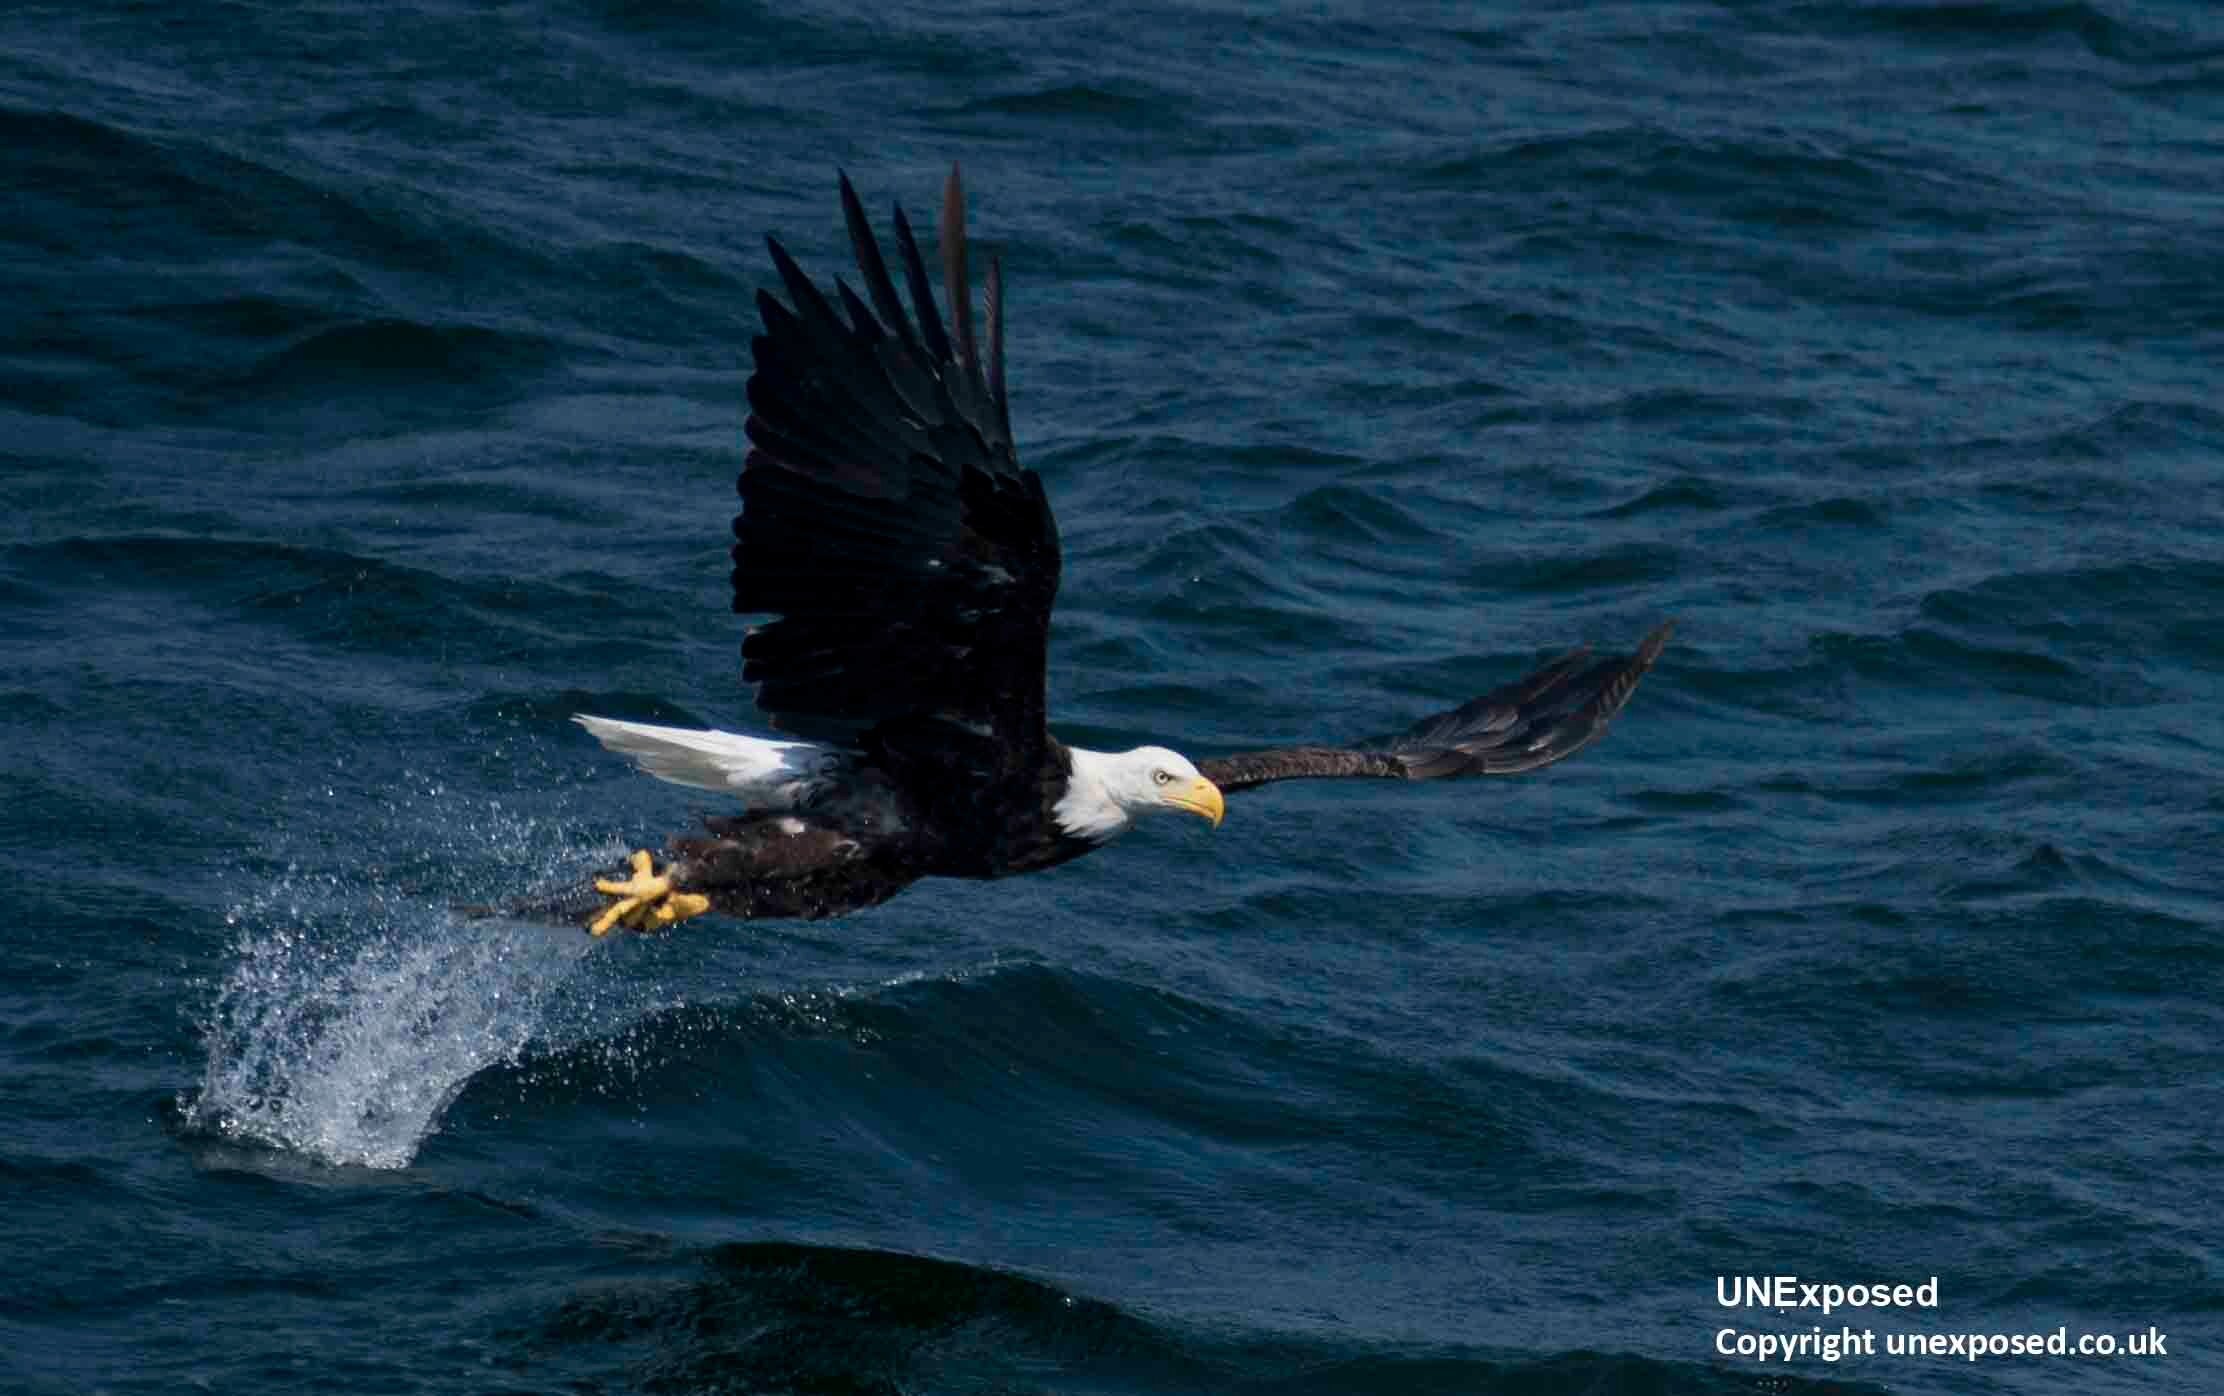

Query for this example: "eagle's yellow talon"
[588,850,710,935]
[594,849,667,899]
[649,892,711,928]
[588,897,640,936]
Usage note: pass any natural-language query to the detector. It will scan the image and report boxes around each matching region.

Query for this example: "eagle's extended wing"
[734,166,1059,759]
[1199,621,1673,793]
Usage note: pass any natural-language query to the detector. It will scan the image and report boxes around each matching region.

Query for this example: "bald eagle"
[561,167,1672,935]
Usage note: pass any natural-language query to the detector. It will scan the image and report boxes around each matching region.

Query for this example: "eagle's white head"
[1054,745,1227,842]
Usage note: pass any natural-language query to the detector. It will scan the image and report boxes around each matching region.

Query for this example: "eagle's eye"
[1152,768,1173,785]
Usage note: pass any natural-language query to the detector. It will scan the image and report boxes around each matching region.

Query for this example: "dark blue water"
[5,2,2220,1391]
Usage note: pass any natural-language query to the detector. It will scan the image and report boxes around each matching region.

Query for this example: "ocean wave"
[10,532,690,680]
[1592,476,1738,520]
[960,81,1191,128]
[224,317,565,406]
[1763,1,2213,67]
[511,1236,1878,1395]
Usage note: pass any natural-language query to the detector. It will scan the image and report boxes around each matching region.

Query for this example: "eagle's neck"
[1052,746,1134,842]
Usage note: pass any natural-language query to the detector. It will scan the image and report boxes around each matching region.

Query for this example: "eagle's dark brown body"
[656,739,1110,923]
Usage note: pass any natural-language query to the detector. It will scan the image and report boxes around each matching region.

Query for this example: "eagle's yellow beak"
[1170,775,1225,828]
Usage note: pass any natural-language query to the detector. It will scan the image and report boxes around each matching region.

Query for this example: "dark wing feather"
[839,174,918,360]
[735,166,1053,769]
[984,255,1011,446]
[940,166,981,408]
[1200,622,1673,793]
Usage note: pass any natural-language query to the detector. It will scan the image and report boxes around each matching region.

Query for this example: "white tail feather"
[572,715,839,807]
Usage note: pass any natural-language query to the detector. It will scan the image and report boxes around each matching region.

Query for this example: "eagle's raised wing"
[1199,621,1673,793]
[734,166,1059,763]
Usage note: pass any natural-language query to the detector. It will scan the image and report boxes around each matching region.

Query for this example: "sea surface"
[4,2,2220,1392]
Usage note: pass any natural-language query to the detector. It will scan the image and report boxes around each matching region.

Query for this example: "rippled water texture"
[4,2,2220,1393]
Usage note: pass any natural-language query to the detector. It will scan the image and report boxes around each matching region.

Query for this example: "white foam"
[183,795,620,1170]
[189,908,590,1169]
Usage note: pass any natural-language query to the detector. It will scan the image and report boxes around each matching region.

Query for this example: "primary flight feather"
[562,166,1672,934]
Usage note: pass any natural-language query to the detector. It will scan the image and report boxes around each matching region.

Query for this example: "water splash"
[181,795,627,1169]
[188,910,589,1168]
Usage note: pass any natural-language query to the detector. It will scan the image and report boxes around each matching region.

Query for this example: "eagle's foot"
[589,850,712,935]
